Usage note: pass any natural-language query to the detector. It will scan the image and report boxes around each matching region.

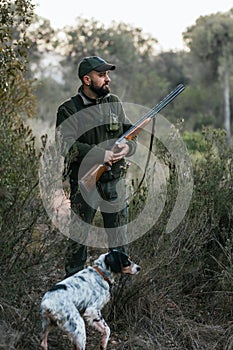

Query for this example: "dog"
[40,249,140,350]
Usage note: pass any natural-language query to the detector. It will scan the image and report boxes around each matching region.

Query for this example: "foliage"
[56,17,159,103]
[113,127,233,349]
[183,9,233,142]
[0,0,36,115]
[0,2,63,348]
[61,17,157,66]
[25,10,233,134]
[1,2,233,349]
[0,0,36,215]
[33,77,65,123]
[153,51,190,88]
[183,9,233,78]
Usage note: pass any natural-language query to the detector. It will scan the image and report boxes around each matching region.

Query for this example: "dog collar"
[93,266,112,286]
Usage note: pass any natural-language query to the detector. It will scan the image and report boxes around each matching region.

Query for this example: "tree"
[153,51,189,88]
[58,17,159,102]
[183,9,233,144]
[26,14,57,77]
[0,0,36,117]
[0,0,41,277]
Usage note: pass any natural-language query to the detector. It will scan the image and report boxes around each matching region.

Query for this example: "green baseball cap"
[78,56,116,79]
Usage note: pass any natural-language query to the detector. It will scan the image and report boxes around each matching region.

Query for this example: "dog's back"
[41,265,111,320]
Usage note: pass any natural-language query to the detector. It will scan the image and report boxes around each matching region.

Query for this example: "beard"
[89,80,110,97]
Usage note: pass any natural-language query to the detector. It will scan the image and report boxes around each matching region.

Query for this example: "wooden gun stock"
[78,163,109,194]
[78,118,151,194]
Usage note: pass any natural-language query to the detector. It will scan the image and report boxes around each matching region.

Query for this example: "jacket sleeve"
[56,103,105,165]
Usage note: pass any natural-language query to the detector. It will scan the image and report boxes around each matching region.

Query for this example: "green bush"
[116,126,233,349]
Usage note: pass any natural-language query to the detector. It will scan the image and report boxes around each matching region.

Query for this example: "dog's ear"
[105,250,122,273]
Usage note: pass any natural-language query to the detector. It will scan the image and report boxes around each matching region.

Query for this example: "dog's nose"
[136,266,141,272]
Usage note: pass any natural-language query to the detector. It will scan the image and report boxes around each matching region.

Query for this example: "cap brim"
[94,63,116,72]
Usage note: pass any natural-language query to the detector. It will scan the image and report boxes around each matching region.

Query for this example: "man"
[56,56,137,277]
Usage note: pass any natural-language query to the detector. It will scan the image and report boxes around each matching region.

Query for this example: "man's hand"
[112,143,130,163]
[104,144,130,165]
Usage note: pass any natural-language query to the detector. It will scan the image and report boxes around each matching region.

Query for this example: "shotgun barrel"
[78,83,185,194]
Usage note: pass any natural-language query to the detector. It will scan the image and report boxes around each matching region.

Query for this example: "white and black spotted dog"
[40,249,140,350]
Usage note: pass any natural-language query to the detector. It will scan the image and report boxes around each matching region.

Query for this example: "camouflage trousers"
[65,178,128,277]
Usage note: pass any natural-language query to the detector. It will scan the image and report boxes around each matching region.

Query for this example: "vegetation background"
[0,0,233,349]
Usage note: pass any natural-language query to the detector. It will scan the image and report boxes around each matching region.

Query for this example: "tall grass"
[1,127,233,349]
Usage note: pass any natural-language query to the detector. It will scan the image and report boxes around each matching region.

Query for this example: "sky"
[33,0,233,51]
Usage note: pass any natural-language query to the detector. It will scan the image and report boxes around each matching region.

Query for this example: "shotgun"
[78,83,185,194]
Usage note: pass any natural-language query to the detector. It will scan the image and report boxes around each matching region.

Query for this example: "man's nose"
[105,74,111,82]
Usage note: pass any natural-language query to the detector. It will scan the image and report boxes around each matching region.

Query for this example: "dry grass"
[1,126,233,349]
[0,221,233,350]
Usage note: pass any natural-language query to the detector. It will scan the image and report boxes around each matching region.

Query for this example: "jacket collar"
[78,86,110,106]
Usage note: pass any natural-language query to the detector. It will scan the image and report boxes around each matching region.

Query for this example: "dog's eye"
[122,260,131,267]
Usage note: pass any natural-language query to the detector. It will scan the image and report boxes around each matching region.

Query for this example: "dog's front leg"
[94,317,110,350]
[84,308,110,350]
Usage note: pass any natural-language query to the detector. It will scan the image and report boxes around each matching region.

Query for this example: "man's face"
[88,71,111,97]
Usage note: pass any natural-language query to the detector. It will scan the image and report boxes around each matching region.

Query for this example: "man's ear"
[83,75,91,86]
[105,250,122,273]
